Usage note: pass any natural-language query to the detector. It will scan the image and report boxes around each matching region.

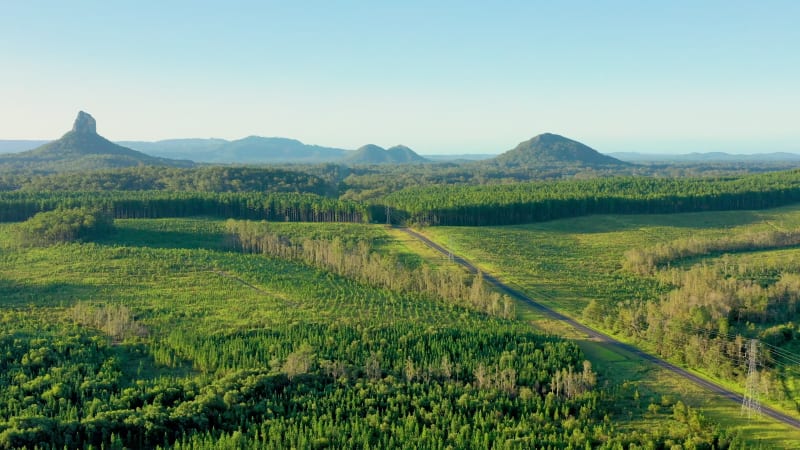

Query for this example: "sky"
[1,1,799,154]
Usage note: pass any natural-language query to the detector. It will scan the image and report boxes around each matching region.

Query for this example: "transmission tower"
[741,339,762,418]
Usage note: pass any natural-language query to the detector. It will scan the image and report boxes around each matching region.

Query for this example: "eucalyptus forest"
[3,153,800,449]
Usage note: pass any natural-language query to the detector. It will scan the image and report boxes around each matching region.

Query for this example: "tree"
[404,358,418,383]
[364,351,382,380]
[282,344,315,380]
[15,207,113,246]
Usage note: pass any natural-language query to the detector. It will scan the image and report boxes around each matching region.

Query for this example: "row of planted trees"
[0,191,370,223]
[382,170,800,226]
[6,169,800,227]
[225,219,515,318]
[623,228,800,275]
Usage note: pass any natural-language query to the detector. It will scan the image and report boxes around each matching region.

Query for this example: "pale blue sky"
[1,1,798,154]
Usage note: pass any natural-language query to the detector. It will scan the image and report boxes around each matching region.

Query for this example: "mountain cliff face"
[0,112,192,172]
[491,133,627,167]
[72,111,97,134]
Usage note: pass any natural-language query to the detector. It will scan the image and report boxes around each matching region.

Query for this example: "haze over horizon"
[2,1,798,155]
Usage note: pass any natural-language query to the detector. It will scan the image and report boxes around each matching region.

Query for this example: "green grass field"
[1,219,492,334]
[421,206,800,316]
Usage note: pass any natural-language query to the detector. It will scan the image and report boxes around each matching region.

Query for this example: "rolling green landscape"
[2,112,800,448]
[0,215,764,449]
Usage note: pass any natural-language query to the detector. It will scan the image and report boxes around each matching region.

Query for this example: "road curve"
[397,227,800,430]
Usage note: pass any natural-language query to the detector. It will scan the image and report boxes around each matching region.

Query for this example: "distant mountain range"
[0,113,429,170]
[0,137,489,164]
[3,112,799,171]
[0,112,192,172]
[120,137,349,164]
[123,138,430,165]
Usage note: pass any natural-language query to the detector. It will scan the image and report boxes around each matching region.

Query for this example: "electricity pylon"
[741,339,762,418]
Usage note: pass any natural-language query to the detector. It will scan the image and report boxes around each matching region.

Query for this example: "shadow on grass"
[112,342,197,381]
[97,226,228,252]
[517,210,771,234]
[0,278,97,307]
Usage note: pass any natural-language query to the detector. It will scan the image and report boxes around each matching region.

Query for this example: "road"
[397,227,800,430]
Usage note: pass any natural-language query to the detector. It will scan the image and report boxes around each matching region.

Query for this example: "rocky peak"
[72,111,97,134]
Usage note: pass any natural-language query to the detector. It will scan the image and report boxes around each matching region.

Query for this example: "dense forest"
[0,166,334,196]
[338,161,800,201]
[4,158,800,203]
[383,171,800,226]
[5,170,800,229]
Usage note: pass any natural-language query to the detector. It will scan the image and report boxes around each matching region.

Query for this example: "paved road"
[398,227,800,430]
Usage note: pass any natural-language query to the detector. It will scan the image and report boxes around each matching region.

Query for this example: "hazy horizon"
[2,1,798,155]
[2,132,800,157]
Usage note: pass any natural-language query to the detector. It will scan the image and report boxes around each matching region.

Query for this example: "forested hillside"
[345,144,428,165]
[488,133,628,168]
